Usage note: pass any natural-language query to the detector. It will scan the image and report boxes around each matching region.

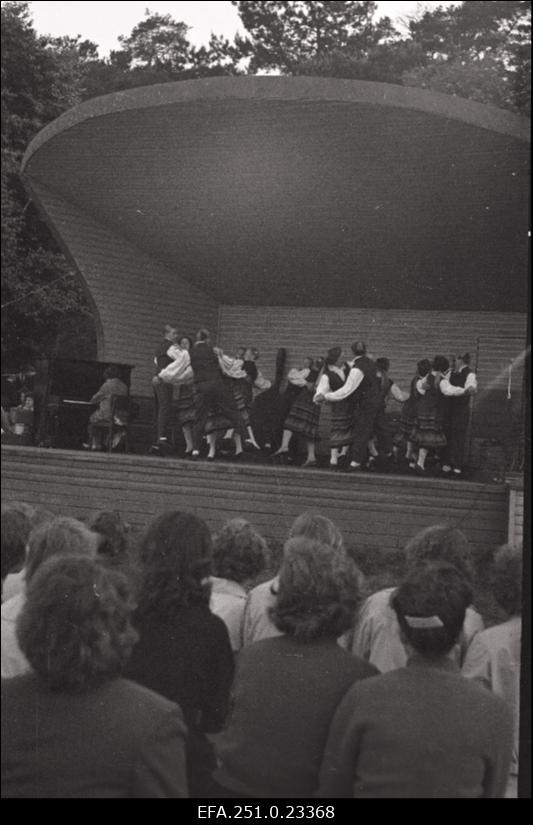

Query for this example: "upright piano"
[33,358,134,449]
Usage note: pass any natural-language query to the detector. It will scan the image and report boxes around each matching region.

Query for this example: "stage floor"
[1,444,511,555]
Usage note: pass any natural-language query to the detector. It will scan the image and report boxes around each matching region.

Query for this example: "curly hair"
[432,355,450,373]
[25,516,99,583]
[17,555,138,692]
[213,519,268,583]
[405,524,473,583]
[392,562,473,657]
[1,504,32,582]
[136,511,213,618]
[89,510,129,562]
[270,537,362,642]
[417,359,432,378]
[288,512,344,552]
[490,544,522,616]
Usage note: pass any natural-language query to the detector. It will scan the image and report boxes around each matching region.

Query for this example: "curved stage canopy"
[23,76,529,312]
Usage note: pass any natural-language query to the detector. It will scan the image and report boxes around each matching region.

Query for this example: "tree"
[117,10,191,71]
[231,0,395,73]
[1,2,96,365]
[403,1,531,114]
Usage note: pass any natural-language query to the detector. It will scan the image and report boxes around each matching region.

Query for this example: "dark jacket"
[1,674,188,798]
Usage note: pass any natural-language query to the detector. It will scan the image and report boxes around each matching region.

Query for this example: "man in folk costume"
[150,324,179,456]
[315,342,382,472]
[442,353,478,476]
[189,329,247,460]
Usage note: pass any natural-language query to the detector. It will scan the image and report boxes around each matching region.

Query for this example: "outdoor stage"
[0,445,512,555]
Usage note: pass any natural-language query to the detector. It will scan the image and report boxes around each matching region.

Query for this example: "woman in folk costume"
[157,335,195,455]
[203,348,262,459]
[274,357,324,467]
[368,358,409,466]
[393,359,432,465]
[313,347,353,468]
[410,355,474,474]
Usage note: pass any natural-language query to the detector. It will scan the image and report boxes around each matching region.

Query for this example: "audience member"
[462,544,522,798]
[1,516,99,678]
[1,504,54,601]
[350,524,483,671]
[124,511,235,797]
[210,519,268,652]
[242,512,345,646]
[318,563,514,798]
[89,509,131,568]
[1,504,31,591]
[214,537,376,798]
[1,556,188,798]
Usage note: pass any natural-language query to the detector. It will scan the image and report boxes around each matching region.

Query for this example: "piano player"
[85,366,128,451]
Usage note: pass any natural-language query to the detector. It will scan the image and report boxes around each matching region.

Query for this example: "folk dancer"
[442,353,478,476]
[393,359,432,465]
[410,355,474,474]
[315,342,381,473]
[274,357,324,467]
[368,358,409,466]
[151,325,179,456]
[313,347,354,468]
[189,330,247,461]
[156,335,195,455]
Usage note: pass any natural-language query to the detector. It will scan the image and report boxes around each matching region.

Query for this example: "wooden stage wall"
[1,446,510,555]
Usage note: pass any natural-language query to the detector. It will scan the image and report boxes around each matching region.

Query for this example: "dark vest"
[154,339,174,374]
[449,367,472,409]
[325,366,346,393]
[189,342,223,383]
[353,356,381,401]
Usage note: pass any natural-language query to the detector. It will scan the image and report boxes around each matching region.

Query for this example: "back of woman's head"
[392,562,473,657]
[1,504,32,582]
[490,544,522,616]
[213,519,267,584]
[25,517,99,584]
[433,355,450,373]
[417,359,432,377]
[288,512,344,553]
[405,524,473,583]
[137,511,213,617]
[326,347,342,366]
[17,555,137,692]
[89,510,129,562]
[271,537,362,642]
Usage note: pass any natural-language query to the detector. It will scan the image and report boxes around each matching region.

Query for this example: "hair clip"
[404,615,444,629]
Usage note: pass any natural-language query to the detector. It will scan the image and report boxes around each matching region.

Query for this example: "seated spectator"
[242,512,345,646]
[89,509,131,570]
[214,537,377,798]
[350,524,484,671]
[124,511,235,797]
[318,563,514,798]
[1,503,54,601]
[462,544,522,798]
[1,556,188,798]
[210,518,268,652]
[1,504,31,594]
[1,516,99,678]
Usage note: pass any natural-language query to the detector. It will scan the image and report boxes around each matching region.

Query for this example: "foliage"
[231,1,395,73]
[1,2,95,366]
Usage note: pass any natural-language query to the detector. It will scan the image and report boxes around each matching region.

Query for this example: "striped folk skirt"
[176,382,196,427]
[205,378,250,435]
[393,396,418,447]
[329,398,354,448]
[284,388,321,441]
[410,395,447,450]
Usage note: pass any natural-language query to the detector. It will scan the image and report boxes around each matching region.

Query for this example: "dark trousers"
[153,381,173,441]
[351,396,382,465]
[373,405,391,452]
[192,379,245,450]
[444,406,470,470]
